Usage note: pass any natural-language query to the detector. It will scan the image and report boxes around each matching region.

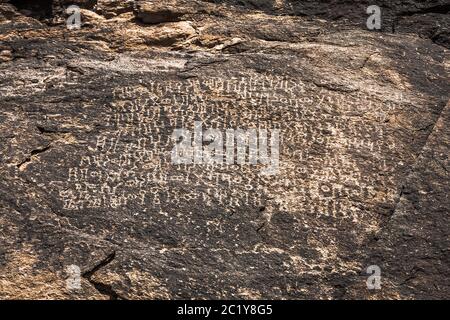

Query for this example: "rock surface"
[0,0,448,299]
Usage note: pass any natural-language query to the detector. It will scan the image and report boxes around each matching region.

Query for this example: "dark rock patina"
[0,0,448,299]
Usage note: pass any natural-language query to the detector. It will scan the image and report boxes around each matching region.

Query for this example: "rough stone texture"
[0,0,448,299]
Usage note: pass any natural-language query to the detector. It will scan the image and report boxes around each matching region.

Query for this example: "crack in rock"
[82,251,126,300]
[16,144,52,170]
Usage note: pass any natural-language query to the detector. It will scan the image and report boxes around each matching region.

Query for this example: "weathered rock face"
[0,0,448,299]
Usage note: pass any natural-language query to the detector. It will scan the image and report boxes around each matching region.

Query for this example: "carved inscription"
[57,75,403,221]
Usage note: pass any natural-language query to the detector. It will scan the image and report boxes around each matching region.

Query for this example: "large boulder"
[0,0,448,299]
